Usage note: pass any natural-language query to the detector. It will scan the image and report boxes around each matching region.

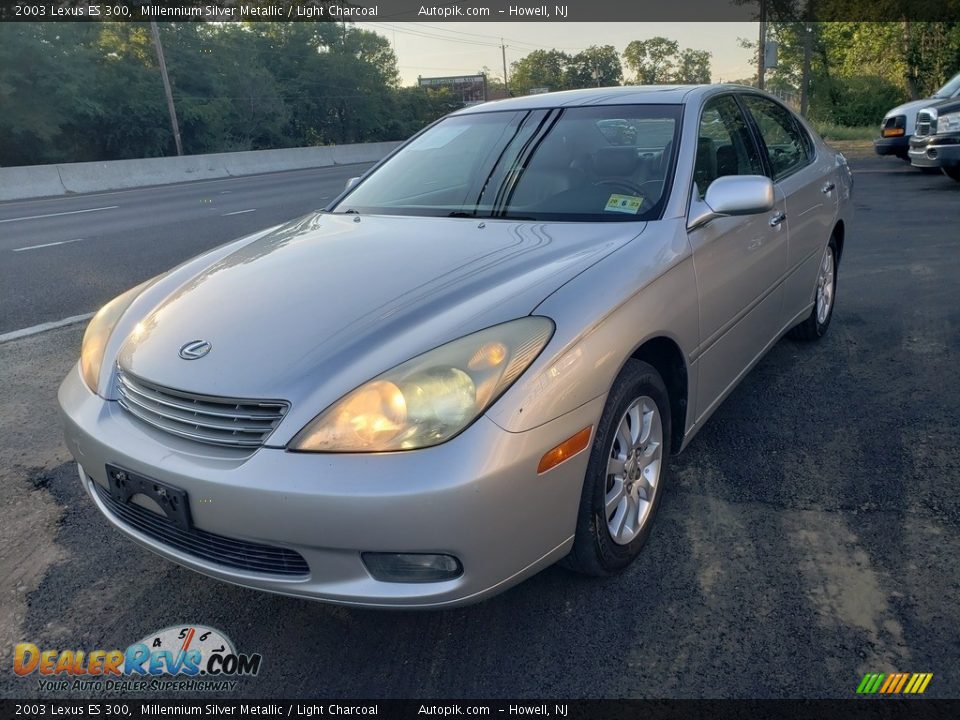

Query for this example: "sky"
[363,22,759,86]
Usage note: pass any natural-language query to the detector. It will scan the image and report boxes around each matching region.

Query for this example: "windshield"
[934,72,960,98]
[333,105,681,222]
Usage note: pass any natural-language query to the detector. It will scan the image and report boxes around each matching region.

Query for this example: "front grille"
[116,369,289,448]
[93,482,309,577]
[916,111,936,138]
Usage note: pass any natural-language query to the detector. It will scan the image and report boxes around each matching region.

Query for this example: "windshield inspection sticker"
[604,194,644,214]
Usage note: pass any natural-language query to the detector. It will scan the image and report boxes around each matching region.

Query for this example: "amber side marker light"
[882,128,905,137]
[538,426,593,474]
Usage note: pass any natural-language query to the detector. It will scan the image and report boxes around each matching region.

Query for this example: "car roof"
[451,84,758,115]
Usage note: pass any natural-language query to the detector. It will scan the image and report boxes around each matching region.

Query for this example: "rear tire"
[789,238,838,342]
[563,360,672,577]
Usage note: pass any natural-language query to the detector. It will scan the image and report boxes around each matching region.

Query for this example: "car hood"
[884,98,934,121]
[926,97,960,115]
[118,212,644,410]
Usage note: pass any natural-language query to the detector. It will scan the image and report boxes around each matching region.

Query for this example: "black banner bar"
[1,0,960,23]
[2,700,960,720]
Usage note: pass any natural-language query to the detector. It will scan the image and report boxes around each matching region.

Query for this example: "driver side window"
[694,96,764,199]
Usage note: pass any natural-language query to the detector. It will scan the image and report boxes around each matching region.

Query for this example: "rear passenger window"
[742,95,811,180]
[694,96,764,199]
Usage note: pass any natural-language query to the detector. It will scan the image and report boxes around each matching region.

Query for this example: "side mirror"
[345,176,361,191]
[688,175,775,230]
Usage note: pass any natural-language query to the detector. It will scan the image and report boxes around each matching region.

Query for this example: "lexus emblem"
[179,340,212,360]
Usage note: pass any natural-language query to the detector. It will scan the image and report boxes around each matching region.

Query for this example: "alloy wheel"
[816,246,835,325]
[604,396,663,545]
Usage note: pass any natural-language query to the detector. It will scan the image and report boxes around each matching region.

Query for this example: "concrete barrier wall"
[0,141,402,202]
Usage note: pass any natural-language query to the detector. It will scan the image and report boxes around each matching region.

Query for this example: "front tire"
[789,237,837,342]
[564,360,672,576]
[944,165,960,183]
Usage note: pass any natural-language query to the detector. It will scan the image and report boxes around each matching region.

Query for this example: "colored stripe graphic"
[857,672,933,694]
[894,673,910,693]
[857,673,884,694]
[906,673,934,694]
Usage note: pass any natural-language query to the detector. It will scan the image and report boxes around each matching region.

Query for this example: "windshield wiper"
[447,211,476,218]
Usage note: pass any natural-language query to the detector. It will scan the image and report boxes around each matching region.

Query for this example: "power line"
[367,22,587,54]
[412,22,588,53]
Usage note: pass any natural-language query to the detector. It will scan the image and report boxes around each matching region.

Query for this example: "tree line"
[0,23,720,167]
[2,21,958,167]
[0,22,458,167]
[507,39,712,96]
[755,21,960,126]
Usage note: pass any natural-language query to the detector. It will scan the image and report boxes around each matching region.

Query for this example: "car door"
[740,93,837,327]
[687,94,789,424]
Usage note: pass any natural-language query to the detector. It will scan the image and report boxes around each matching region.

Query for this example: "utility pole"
[757,0,767,90]
[501,39,509,95]
[801,22,812,116]
[150,21,183,156]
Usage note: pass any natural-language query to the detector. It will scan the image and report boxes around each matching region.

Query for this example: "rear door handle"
[821,181,836,194]
[769,210,786,227]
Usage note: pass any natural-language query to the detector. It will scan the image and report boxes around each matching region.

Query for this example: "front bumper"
[874,135,910,158]
[908,132,960,168]
[59,364,602,608]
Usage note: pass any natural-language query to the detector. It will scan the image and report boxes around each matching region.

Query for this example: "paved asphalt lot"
[1,154,958,699]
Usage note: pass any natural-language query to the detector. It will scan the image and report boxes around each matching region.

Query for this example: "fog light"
[362,552,463,583]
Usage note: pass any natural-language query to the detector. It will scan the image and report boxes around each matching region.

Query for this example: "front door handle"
[769,210,786,227]
[821,181,836,194]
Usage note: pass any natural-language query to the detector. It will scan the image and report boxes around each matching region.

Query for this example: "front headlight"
[290,317,555,452]
[80,282,151,393]
[937,111,960,134]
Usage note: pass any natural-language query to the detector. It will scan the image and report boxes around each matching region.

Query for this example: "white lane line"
[0,205,118,224]
[13,238,84,252]
[0,313,94,344]
[222,208,256,216]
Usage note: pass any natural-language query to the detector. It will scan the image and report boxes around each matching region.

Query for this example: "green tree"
[565,45,623,88]
[509,49,571,95]
[0,21,450,166]
[623,37,680,84]
[675,49,713,83]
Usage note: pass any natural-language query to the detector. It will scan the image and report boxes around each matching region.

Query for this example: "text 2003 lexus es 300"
[60,86,852,607]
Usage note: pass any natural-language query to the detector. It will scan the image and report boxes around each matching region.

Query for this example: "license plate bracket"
[106,464,192,532]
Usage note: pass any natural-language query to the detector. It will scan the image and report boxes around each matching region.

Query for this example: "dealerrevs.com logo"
[13,625,262,692]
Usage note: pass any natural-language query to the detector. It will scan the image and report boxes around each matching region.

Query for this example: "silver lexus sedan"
[59,86,853,608]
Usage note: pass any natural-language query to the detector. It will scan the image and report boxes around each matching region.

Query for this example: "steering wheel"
[592,179,649,199]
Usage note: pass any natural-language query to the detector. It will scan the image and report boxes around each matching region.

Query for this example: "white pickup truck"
[874,72,960,162]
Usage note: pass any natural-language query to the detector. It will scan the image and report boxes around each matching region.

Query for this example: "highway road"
[0,164,372,335]
[1,154,958,699]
